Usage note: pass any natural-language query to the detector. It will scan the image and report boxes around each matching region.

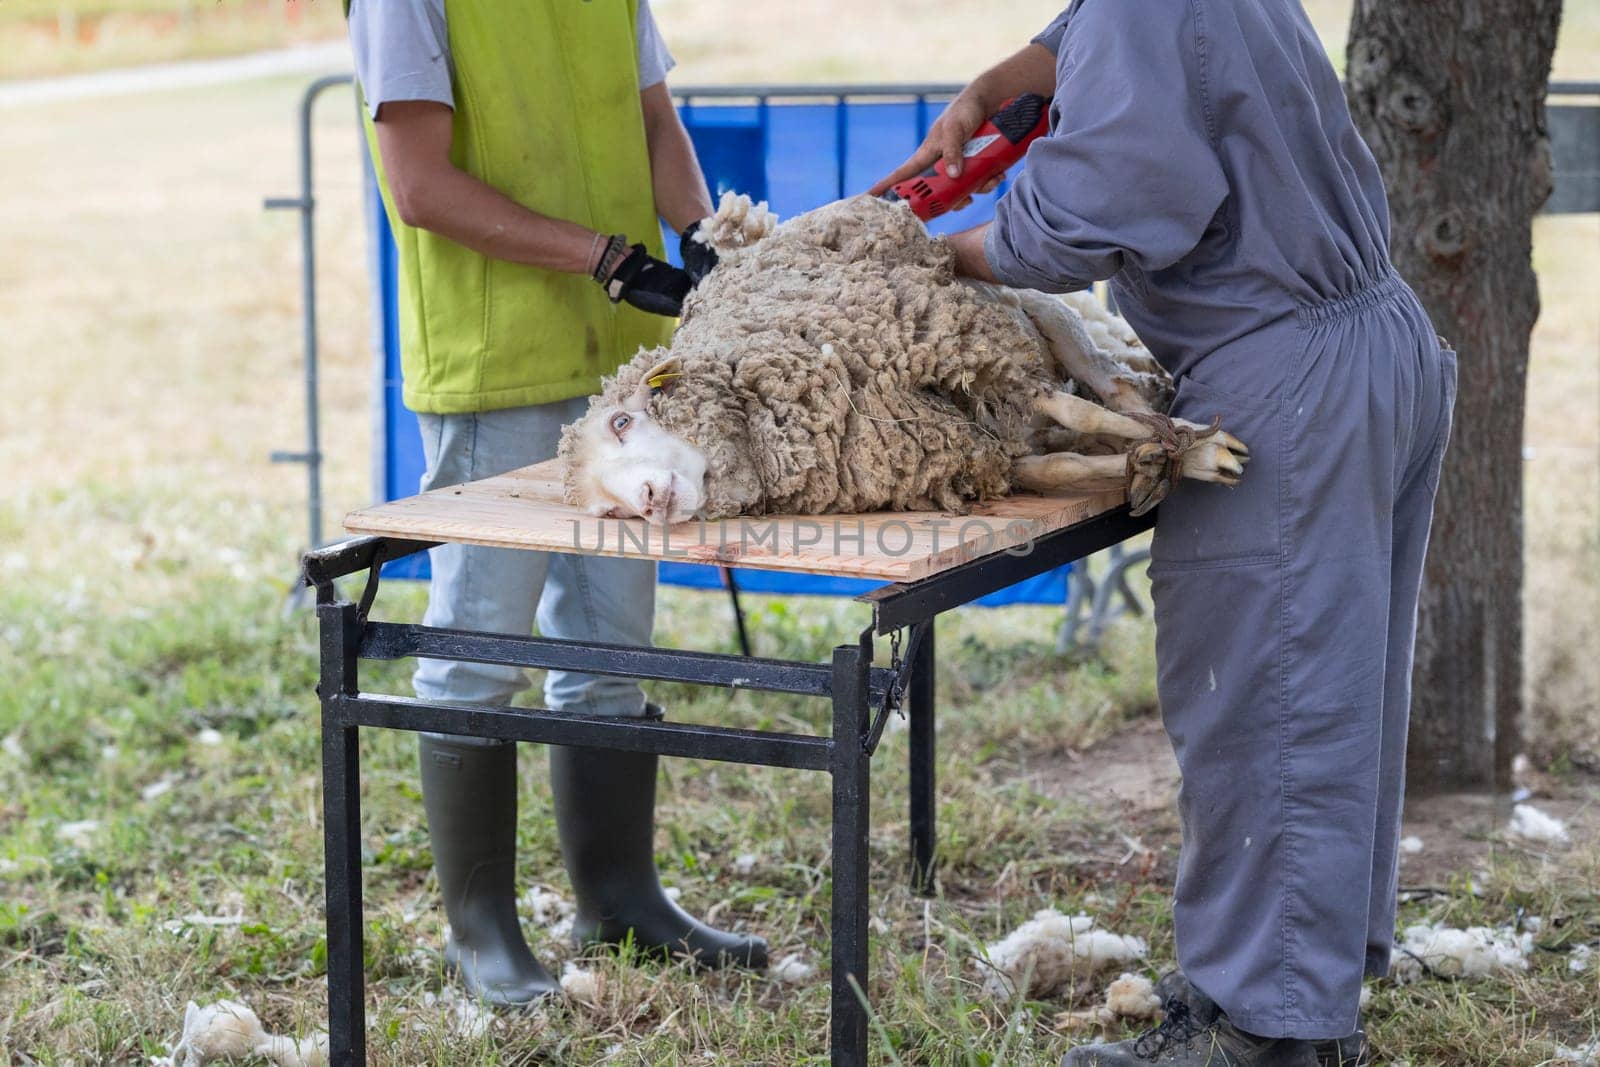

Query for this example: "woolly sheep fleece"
[562,195,1160,518]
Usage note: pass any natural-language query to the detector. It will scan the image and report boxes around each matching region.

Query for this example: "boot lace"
[1132,997,1211,1059]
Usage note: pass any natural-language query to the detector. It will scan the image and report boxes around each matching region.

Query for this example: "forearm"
[948,223,1000,283]
[643,85,713,232]
[964,44,1059,112]
[397,164,600,275]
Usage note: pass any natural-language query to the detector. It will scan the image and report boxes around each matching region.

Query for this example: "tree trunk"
[1344,0,1562,792]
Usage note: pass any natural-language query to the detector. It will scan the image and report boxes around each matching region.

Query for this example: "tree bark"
[1345,0,1562,792]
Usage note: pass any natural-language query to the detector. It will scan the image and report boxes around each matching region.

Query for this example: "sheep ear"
[625,355,683,411]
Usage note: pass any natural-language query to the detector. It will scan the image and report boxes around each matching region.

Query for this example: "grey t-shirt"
[347,0,676,119]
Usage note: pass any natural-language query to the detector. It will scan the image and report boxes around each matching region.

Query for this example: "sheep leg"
[1034,391,1250,482]
[1010,289,1158,414]
[1012,453,1129,493]
[1033,390,1160,441]
[1015,449,1170,515]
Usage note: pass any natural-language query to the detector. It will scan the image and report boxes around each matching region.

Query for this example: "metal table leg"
[830,637,872,1066]
[908,622,937,895]
[300,511,1152,1065]
[318,602,366,1066]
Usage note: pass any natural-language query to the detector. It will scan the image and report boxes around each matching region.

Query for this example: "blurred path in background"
[0,40,348,107]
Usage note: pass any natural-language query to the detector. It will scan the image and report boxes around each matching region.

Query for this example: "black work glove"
[679,219,719,285]
[598,240,692,317]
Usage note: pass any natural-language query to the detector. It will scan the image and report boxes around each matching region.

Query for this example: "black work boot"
[419,736,559,1006]
[1153,971,1371,1067]
[548,735,767,970]
[1060,997,1322,1065]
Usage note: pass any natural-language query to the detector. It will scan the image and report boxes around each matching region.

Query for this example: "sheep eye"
[609,412,632,438]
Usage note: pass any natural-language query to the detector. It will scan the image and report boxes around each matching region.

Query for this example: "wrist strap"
[592,234,629,283]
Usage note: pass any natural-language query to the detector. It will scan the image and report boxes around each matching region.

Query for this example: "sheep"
[559,194,1248,524]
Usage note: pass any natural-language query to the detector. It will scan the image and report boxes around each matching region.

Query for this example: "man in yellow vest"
[346,0,766,1005]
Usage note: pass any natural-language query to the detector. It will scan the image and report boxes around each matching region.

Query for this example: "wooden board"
[344,460,1127,583]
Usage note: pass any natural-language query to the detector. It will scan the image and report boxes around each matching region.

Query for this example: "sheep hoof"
[1126,441,1174,516]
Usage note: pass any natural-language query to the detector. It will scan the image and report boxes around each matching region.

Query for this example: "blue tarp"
[373,95,1070,605]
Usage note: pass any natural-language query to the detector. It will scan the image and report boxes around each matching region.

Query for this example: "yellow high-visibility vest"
[356,0,673,414]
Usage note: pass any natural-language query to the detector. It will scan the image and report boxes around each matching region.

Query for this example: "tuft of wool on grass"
[521,886,575,939]
[1399,835,1424,854]
[771,952,817,984]
[256,1034,331,1067]
[423,988,497,1041]
[1554,1040,1600,1066]
[158,1000,329,1067]
[1508,803,1571,847]
[560,961,602,1005]
[1056,972,1163,1031]
[1570,945,1593,974]
[981,911,1148,1000]
[1390,923,1533,982]
[1103,973,1163,1020]
[161,910,247,935]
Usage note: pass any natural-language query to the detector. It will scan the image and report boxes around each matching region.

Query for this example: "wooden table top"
[344,459,1126,584]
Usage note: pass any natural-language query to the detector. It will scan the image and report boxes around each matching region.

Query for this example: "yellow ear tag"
[647,371,682,393]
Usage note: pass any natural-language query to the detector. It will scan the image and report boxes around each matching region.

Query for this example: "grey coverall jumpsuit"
[984,0,1458,1041]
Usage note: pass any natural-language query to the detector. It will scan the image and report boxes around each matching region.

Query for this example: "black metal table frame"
[300,506,1152,1066]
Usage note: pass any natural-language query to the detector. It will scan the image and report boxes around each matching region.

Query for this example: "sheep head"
[557,354,711,525]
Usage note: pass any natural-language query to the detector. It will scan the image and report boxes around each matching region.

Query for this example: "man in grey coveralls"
[875,1,1457,1063]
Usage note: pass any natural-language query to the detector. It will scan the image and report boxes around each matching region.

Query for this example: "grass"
[0,3,1596,1063]
[3,578,1597,1063]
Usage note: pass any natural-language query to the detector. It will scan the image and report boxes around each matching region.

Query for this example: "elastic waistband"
[1295,270,1407,326]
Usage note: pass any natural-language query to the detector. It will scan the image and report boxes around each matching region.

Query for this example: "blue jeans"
[412,399,657,735]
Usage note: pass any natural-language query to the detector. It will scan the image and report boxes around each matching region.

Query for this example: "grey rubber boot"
[1152,971,1370,1067]
[548,741,768,970]
[419,736,559,1006]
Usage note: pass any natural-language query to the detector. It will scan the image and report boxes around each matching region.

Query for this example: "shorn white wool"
[694,190,779,250]
[521,885,576,939]
[1390,923,1533,982]
[426,988,495,1041]
[1056,972,1163,1030]
[1508,803,1572,847]
[1554,1039,1600,1066]
[771,952,817,984]
[560,961,602,1005]
[1104,973,1163,1020]
[982,911,1148,999]
[255,1034,331,1067]
[159,1000,329,1067]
